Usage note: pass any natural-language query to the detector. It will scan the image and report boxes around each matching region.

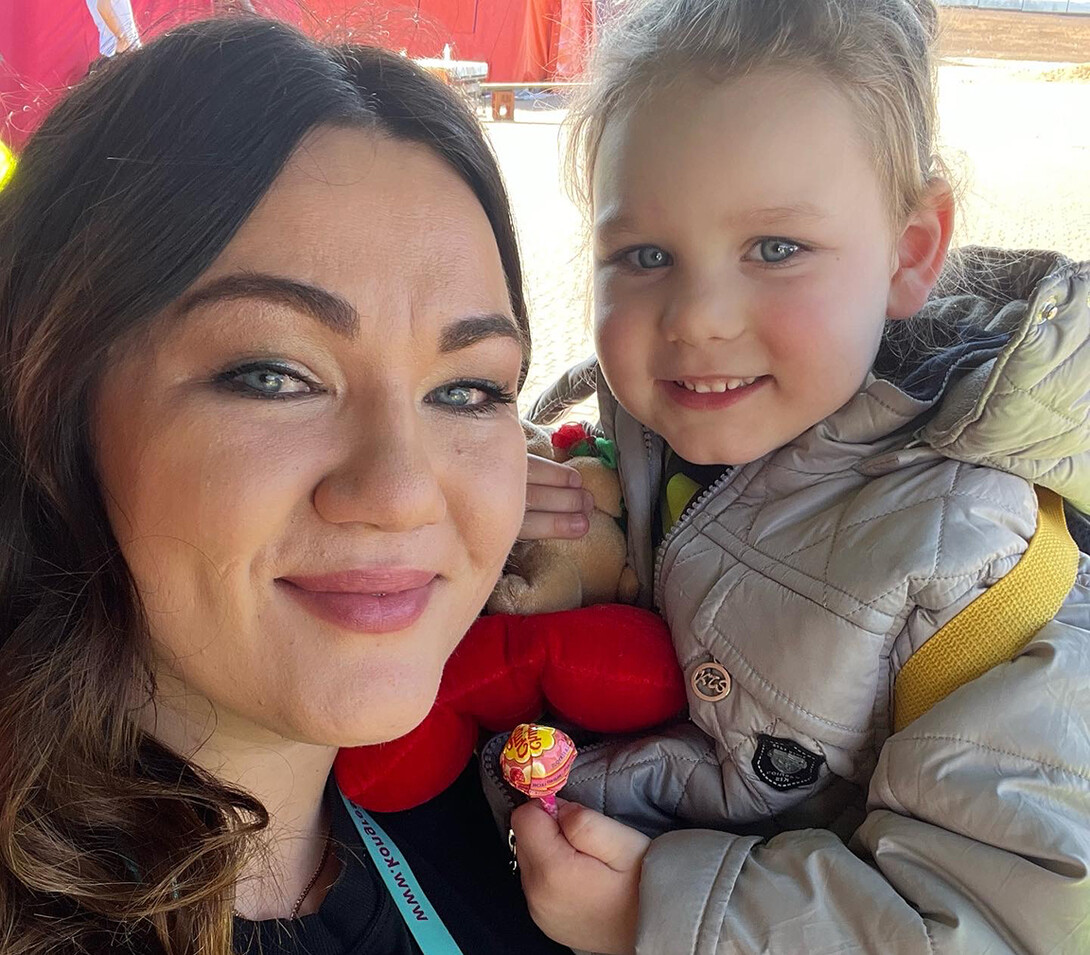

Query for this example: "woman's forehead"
[210,126,510,314]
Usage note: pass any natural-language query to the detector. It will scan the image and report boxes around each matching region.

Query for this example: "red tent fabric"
[513,0,592,82]
[1,0,100,150]
[0,0,595,152]
[299,0,531,80]
[280,0,593,82]
[0,1,302,149]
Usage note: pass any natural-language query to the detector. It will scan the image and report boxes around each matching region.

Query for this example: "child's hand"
[511,798,650,955]
[520,454,594,540]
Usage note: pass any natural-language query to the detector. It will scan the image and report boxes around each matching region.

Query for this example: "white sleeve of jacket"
[634,567,1090,955]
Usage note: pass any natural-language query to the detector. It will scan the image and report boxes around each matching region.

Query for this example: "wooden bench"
[480,82,586,121]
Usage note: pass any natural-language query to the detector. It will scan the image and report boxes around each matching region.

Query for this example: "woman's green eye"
[426,380,516,416]
[217,364,317,398]
[239,370,310,395]
[436,385,476,407]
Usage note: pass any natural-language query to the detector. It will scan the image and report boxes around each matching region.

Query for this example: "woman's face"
[94,127,527,748]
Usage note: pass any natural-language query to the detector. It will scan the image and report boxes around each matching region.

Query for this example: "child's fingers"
[510,800,572,880]
[527,454,583,489]
[526,483,594,517]
[513,800,644,954]
[555,800,651,872]
[520,507,590,541]
[520,455,594,540]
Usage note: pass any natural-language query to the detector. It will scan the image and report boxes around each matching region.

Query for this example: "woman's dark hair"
[0,17,527,953]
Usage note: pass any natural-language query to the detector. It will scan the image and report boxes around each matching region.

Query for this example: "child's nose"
[660,274,746,345]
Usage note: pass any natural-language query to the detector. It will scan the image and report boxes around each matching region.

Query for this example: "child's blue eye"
[624,246,673,270]
[753,239,801,263]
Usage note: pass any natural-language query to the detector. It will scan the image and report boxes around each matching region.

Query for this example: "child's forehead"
[592,68,882,222]
[597,68,869,174]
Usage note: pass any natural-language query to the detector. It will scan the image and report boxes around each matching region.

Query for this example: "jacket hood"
[870,247,1090,510]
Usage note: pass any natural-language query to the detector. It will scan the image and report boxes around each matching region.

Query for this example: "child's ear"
[886,178,955,320]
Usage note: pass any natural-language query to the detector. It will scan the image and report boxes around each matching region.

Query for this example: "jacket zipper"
[652,457,736,610]
[636,425,657,598]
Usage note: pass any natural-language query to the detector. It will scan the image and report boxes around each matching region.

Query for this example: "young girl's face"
[592,68,902,465]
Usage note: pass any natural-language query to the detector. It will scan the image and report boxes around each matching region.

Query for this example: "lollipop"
[500,723,577,818]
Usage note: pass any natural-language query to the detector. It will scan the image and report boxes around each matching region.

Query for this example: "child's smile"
[591,68,909,466]
[660,375,771,411]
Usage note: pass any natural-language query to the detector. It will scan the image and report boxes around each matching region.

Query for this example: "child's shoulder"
[849,449,1033,532]
[701,455,1040,618]
[824,459,1038,611]
[915,249,1090,512]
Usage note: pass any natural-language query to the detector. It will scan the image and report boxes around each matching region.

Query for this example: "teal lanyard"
[339,789,465,955]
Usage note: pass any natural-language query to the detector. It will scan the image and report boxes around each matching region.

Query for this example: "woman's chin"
[307,672,443,749]
[350,705,436,748]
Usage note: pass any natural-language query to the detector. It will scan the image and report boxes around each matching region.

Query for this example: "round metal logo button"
[690,661,732,702]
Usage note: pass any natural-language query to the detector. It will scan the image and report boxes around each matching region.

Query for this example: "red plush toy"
[334,604,685,811]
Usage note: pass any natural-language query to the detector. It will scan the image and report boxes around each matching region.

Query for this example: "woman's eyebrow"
[177,274,521,351]
[438,314,523,353]
[176,273,358,338]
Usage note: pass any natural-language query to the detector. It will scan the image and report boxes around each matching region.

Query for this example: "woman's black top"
[233,762,570,954]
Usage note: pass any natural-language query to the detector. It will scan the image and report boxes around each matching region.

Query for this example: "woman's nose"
[312,402,447,532]
[661,273,746,346]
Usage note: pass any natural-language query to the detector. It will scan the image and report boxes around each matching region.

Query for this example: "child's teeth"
[677,377,758,392]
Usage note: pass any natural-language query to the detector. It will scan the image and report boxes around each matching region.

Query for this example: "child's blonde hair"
[568,0,943,228]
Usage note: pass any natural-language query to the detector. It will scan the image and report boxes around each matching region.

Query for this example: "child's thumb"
[555,799,651,871]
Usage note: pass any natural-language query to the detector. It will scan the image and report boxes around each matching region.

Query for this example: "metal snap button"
[690,661,732,702]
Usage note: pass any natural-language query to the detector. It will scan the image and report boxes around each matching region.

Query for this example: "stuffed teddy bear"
[333,421,684,813]
[334,603,686,811]
[487,421,639,615]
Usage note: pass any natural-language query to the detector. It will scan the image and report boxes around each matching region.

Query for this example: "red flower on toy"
[551,422,593,451]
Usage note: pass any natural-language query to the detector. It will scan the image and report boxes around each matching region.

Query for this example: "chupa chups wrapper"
[500,723,576,818]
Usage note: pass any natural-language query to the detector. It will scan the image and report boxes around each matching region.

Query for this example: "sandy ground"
[485,57,1090,408]
[937,7,1090,63]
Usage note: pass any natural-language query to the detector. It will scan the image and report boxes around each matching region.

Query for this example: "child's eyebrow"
[594,210,643,239]
[727,203,829,226]
[596,202,830,239]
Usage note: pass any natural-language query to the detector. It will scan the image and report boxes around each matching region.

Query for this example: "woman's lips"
[277,569,438,634]
[659,375,769,410]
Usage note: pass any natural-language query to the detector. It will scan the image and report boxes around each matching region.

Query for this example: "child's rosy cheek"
[758,291,830,350]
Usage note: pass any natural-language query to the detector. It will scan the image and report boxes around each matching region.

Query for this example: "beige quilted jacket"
[539,249,1090,954]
